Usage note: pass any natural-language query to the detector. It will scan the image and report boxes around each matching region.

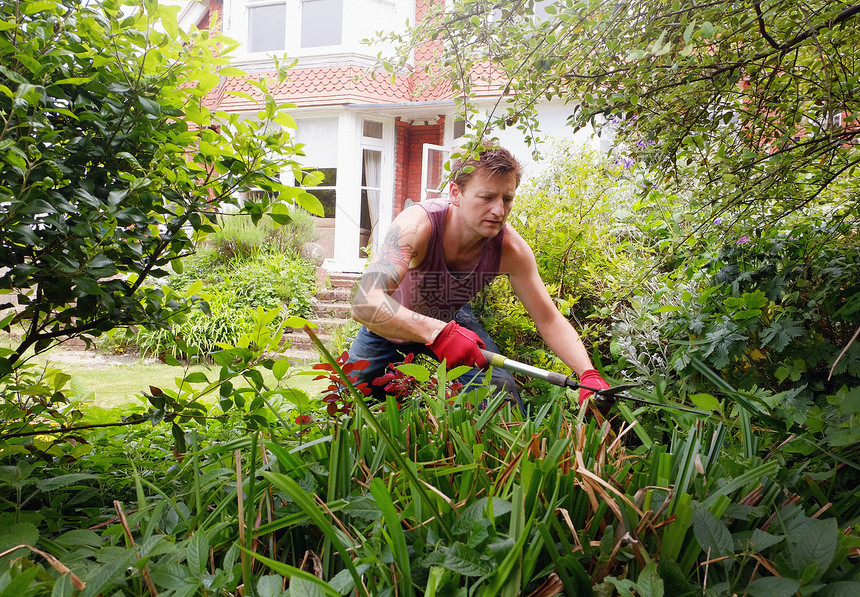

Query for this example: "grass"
[2,333,327,410]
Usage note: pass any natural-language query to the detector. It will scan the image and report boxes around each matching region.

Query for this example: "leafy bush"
[208,210,319,262]
[667,220,860,391]
[0,0,316,371]
[130,251,316,360]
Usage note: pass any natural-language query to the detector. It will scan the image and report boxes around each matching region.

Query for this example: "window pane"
[301,0,343,48]
[296,118,339,167]
[307,188,337,218]
[361,150,381,188]
[248,3,286,53]
[425,149,445,192]
[363,120,384,139]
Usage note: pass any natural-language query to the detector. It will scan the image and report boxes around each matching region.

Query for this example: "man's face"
[450,169,518,239]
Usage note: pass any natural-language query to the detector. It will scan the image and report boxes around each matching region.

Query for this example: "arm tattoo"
[352,223,417,323]
[362,223,416,295]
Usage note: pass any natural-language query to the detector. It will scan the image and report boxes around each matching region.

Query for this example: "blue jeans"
[345,304,522,410]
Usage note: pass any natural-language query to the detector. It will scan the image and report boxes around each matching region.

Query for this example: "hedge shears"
[481,349,709,415]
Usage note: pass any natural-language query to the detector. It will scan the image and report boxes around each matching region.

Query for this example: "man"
[348,144,608,407]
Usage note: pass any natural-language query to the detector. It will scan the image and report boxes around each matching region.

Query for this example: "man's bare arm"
[351,207,447,343]
[501,227,596,376]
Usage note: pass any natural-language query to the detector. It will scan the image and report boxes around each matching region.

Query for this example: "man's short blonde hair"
[450,142,522,189]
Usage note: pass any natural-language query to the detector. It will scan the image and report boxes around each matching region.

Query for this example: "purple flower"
[736,235,751,245]
[714,217,723,225]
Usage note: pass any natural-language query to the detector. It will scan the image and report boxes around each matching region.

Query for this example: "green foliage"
[208,210,319,262]
[389,0,860,226]
[0,0,318,371]
[3,324,860,595]
[128,250,316,360]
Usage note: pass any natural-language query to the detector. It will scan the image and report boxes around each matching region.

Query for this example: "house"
[179,0,599,272]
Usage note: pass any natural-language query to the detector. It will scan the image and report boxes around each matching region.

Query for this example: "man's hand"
[578,369,610,405]
[427,322,488,369]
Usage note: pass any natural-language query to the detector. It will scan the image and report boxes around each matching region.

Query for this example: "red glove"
[427,322,488,369]
[578,369,610,405]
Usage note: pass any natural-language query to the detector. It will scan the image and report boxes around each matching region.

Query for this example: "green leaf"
[269,202,293,225]
[146,563,194,592]
[172,423,187,455]
[36,473,99,492]
[138,95,162,115]
[272,358,290,380]
[746,576,801,597]
[340,495,382,522]
[692,508,732,558]
[50,573,75,597]
[54,529,103,548]
[749,529,783,551]
[295,191,325,217]
[24,1,58,15]
[0,522,39,562]
[53,76,94,85]
[78,550,137,597]
[792,517,838,574]
[635,562,664,597]
[688,393,721,411]
[256,574,285,597]
[182,372,209,384]
[284,316,315,329]
[290,576,327,597]
[394,363,432,383]
[442,542,493,577]
[761,318,804,351]
[683,20,697,43]
[186,532,208,576]
[369,478,412,595]
[652,305,684,313]
[452,497,513,535]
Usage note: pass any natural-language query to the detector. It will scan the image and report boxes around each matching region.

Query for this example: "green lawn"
[3,335,327,410]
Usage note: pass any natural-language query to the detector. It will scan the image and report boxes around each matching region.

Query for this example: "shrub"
[131,251,316,360]
[208,209,320,262]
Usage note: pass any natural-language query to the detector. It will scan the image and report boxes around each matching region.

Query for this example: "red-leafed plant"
[373,353,464,403]
[312,351,372,416]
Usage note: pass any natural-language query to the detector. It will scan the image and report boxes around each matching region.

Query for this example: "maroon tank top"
[390,199,505,322]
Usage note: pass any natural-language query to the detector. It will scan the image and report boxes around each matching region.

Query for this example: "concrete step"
[313,302,351,318]
[279,346,320,364]
[316,288,352,302]
[283,330,332,349]
[286,316,350,334]
[328,273,362,288]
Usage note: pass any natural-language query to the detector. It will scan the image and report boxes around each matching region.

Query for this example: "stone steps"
[281,270,361,364]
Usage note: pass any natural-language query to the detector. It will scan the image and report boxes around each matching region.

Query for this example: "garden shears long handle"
[480,349,709,415]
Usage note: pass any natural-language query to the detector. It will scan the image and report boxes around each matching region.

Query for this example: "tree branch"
[754,2,782,49]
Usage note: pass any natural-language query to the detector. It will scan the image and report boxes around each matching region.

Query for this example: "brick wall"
[393,116,445,215]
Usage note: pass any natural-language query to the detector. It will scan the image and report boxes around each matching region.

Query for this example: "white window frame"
[421,144,450,203]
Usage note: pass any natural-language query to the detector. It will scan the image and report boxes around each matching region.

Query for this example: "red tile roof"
[201,0,510,114]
